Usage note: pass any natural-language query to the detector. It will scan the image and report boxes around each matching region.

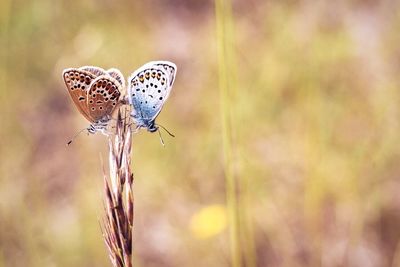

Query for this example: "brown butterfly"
[62,66,123,142]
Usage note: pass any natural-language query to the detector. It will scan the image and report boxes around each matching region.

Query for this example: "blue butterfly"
[127,61,177,138]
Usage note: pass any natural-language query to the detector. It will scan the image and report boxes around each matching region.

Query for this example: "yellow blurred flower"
[189,204,227,239]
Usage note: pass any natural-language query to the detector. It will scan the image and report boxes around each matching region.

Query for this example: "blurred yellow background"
[1,0,400,266]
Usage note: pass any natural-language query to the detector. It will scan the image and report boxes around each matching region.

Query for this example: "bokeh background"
[1,0,400,266]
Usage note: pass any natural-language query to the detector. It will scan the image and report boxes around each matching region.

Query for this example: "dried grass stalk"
[101,110,134,267]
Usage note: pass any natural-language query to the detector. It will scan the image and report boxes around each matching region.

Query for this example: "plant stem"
[215,0,241,266]
[102,110,134,267]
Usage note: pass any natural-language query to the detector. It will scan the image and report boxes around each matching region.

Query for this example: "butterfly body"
[86,119,109,134]
[127,61,177,133]
[132,117,158,133]
[62,66,123,135]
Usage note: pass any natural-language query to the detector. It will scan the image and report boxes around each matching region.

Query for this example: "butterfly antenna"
[158,130,165,147]
[157,124,175,138]
[66,128,87,146]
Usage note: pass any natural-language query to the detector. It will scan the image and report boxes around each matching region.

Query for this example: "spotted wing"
[63,68,96,123]
[127,63,175,121]
[144,61,177,87]
[87,75,122,122]
[107,68,125,88]
[79,66,106,77]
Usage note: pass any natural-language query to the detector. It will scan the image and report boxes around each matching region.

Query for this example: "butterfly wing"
[80,66,124,88]
[107,68,125,88]
[127,62,176,123]
[87,75,122,122]
[144,61,177,87]
[63,68,97,123]
[81,66,125,89]
[79,66,106,77]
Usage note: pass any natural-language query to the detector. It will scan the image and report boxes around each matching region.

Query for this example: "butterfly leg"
[129,124,140,134]
[87,124,96,135]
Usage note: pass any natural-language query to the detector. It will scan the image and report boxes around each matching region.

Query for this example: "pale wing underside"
[143,61,177,86]
[127,63,173,121]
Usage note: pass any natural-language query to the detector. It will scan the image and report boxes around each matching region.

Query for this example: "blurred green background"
[2,0,400,266]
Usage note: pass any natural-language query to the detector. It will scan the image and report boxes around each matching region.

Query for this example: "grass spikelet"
[101,110,134,267]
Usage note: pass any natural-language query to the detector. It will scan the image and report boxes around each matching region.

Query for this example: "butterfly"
[62,66,123,140]
[127,61,177,136]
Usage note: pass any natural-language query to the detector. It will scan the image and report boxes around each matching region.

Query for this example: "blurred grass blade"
[214,0,241,266]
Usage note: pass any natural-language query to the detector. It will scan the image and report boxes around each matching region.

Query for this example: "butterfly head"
[87,124,97,134]
[146,121,158,133]
[87,120,109,135]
